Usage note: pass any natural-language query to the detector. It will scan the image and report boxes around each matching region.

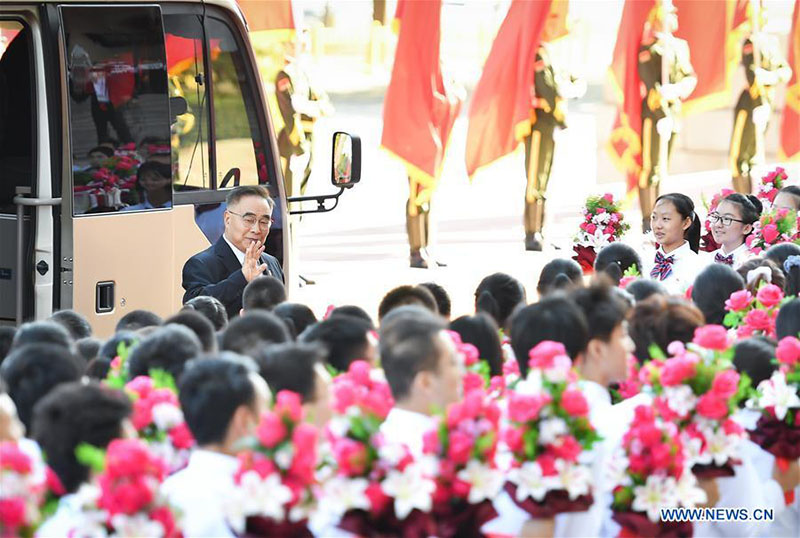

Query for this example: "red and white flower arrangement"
[71,438,182,537]
[722,284,787,339]
[421,389,502,537]
[572,193,630,274]
[502,341,601,517]
[638,326,750,478]
[124,373,194,473]
[320,361,436,537]
[447,330,489,394]
[746,336,800,473]
[609,405,706,537]
[701,188,736,252]
[745,206,798,255]
[0,441,51,537]
[226,391,318,537]
[756,166,789,210]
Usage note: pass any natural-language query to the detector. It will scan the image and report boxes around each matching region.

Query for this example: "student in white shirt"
[644,193,705,295]
[707,193,762,269]
[162,354,271,538]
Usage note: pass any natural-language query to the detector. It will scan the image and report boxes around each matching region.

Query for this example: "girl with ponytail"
[644,193,705,295]
[708,193,762,269]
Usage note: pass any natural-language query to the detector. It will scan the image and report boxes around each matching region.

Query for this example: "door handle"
[96,281,115,313]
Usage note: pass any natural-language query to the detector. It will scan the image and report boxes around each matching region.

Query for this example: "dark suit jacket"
[182,237,284,320]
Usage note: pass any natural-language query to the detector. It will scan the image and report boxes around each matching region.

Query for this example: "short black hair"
[536,259,583,297]
[571,278,630,342]
[220,311,291,356]
[128,325,202,381]
[115,310,163,332]
[32,382,131,493]
[475,273,526,330]
[273,303,319,338]
[99,331,139,361]
[776,298,800,340]
[419,282,452,318]
[164,311,217,353]
[691,264,745,325]
[49,310,92,340]
[252,343,324,403]
[765,243,800,279]
[242,276,287,312]
[75,337,102,363]
[594,244,642,286]
[0,326,16,366]
[225,185,274,211]
[721,193,763,226]
[178,355,258,445]
[379,307,447,401]
[85,357,112,380]
[449,313,502,377]
[0,344,81,431]
[510,296,589,376]
[11,321,73,352]
[378,285,438,321]
[183,295,229,331]
[328,305,374,328]
[625,279,666,302]
[777,185,800,209]
[733,336,777,390]
[629,296,705,364]
[300,315,373,373]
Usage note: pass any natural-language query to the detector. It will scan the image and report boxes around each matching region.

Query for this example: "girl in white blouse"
[644,193,705,295]
[708,193,762,269]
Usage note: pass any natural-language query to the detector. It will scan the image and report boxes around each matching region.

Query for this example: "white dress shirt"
[161,449,240,538]
[644,241,705,295]
[379,407,435,458]
[707,243,754,270]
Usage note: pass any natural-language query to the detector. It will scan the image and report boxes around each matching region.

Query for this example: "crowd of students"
[2,185,800,537]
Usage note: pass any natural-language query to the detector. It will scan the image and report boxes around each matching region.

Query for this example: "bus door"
[59,5,175,336]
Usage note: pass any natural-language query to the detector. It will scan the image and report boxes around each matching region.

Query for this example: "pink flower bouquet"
[572,193,630,274]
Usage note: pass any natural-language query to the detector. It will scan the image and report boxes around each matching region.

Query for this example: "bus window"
[61,6,172,215]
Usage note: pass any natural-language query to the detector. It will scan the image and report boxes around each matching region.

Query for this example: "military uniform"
[523,45,568,251]
[730,34,791,193]
[637,32,695,231]
[407,177,435,267]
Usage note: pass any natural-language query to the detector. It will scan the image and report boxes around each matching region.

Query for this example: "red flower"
[744,309,773,332]
[349,360,372,385]
[422,429,441,455]
[503,427,525,453]
[507,393,549,423]
[549,435,582,462]
[275,391,303,423]
[756,284,784,308]
[762,223,779,244]
[463,371,485,394]
[692,325,729,351]
[333,438,368,476]
[536,453,557,476]
[561,389,589,417]
[696,394,729,420]
[149,506,179,538]
[0,442,32,474]
[0,497,27,530]
[365,482,391,514]
[776,336,800,367]
[447,431,474,465]
[659,356,697,386]
[528,341,568,370]
[257,411,287,448]
[125,376,155,399]
[710,370,740,399]
[168,422,194,450]
[724,290,753,312]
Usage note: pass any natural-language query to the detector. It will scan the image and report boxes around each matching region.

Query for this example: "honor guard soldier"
[524,43,585,251]
[637,0,697,232]
[730,1,792,194]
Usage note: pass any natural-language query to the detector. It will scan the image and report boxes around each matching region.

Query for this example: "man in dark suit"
[182,186,284,320]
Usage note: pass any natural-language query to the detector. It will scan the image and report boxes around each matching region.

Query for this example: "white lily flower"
[663,386,697,418]
[538,418,568,446]
[320,476,371,518]
[682,433,713,466]
[675,470,707,508]
[381,464,435,520]
[757,372,800,421]
[605,452,632,490]
[507,461,555,502]
[456,460,505,504]
[555,460,591,500]
[543,354,572,384]
[516,369,544,396]
[150,402,184,431]
[110,513,166,537]
[274,444,295,471]
[703,426,742,467]
[632,475,679,523]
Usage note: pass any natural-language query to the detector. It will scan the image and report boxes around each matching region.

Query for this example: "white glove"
[752,104,771,129]
[656,117,674,136]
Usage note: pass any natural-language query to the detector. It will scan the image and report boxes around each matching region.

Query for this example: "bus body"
[0,0,343,335]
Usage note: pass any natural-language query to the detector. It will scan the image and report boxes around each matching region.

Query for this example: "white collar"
[578,379,612,408]
[384,407,434,430]
[657,241,693,260]
[222,234,246,266]
[717,242,748,257]
[185,448,240,473]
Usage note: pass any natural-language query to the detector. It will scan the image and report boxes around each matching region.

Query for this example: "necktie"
[714,252,734,266]
[650,251,675,281]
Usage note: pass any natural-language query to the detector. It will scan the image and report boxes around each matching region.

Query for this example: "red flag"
[464,0,556,177]
[237,0,294,32]
[780,0,800,161]
[381,0,461,192]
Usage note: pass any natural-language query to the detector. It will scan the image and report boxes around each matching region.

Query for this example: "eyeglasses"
[228,210,274,230]
[708,212,745,227]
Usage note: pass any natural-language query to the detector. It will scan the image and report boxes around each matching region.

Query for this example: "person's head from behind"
[570,278,634,386]
[379,307,462,414]
[691,264,745,325]
[76,337,102,364]
[224,186,275,253]
[273,303,319,338]
[127,324,202,381]
[378,285,438,322]
[475,272,526,331]
[733,336,777,390]
[449,314,502,377]
[594,243,642,286]
[99,331,139,361]
[49,310,92,341]
[0,327,16,366]
[300,315,377,373]
[87,145,113,168]
[651,193,701,252]
[509,296,589,376]
[628,296,705,364]
[765,242,800,284]
[254,343,332,429]
[710,194,762,252]
[773,185,800,212]
[11,321,73,353]
[182,295,229,331]
[737,258,785,295]
[32,382,131,493]
[536,259,583,298]
[220,311,291,357]
[328,305,374,328]
[135,161,171,202]
[178,355,270,454]
[625,279,666,303]
[776,298,800,340]
[419,282,452,320]
[115,309,163,333]
[0,344,81,432]
[242,276,287,314]
[164,311,217,353]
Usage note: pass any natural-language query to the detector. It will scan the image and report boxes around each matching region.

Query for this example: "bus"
[0,0,360,335]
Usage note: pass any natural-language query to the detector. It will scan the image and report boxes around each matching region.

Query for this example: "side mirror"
[331,132,361,188]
